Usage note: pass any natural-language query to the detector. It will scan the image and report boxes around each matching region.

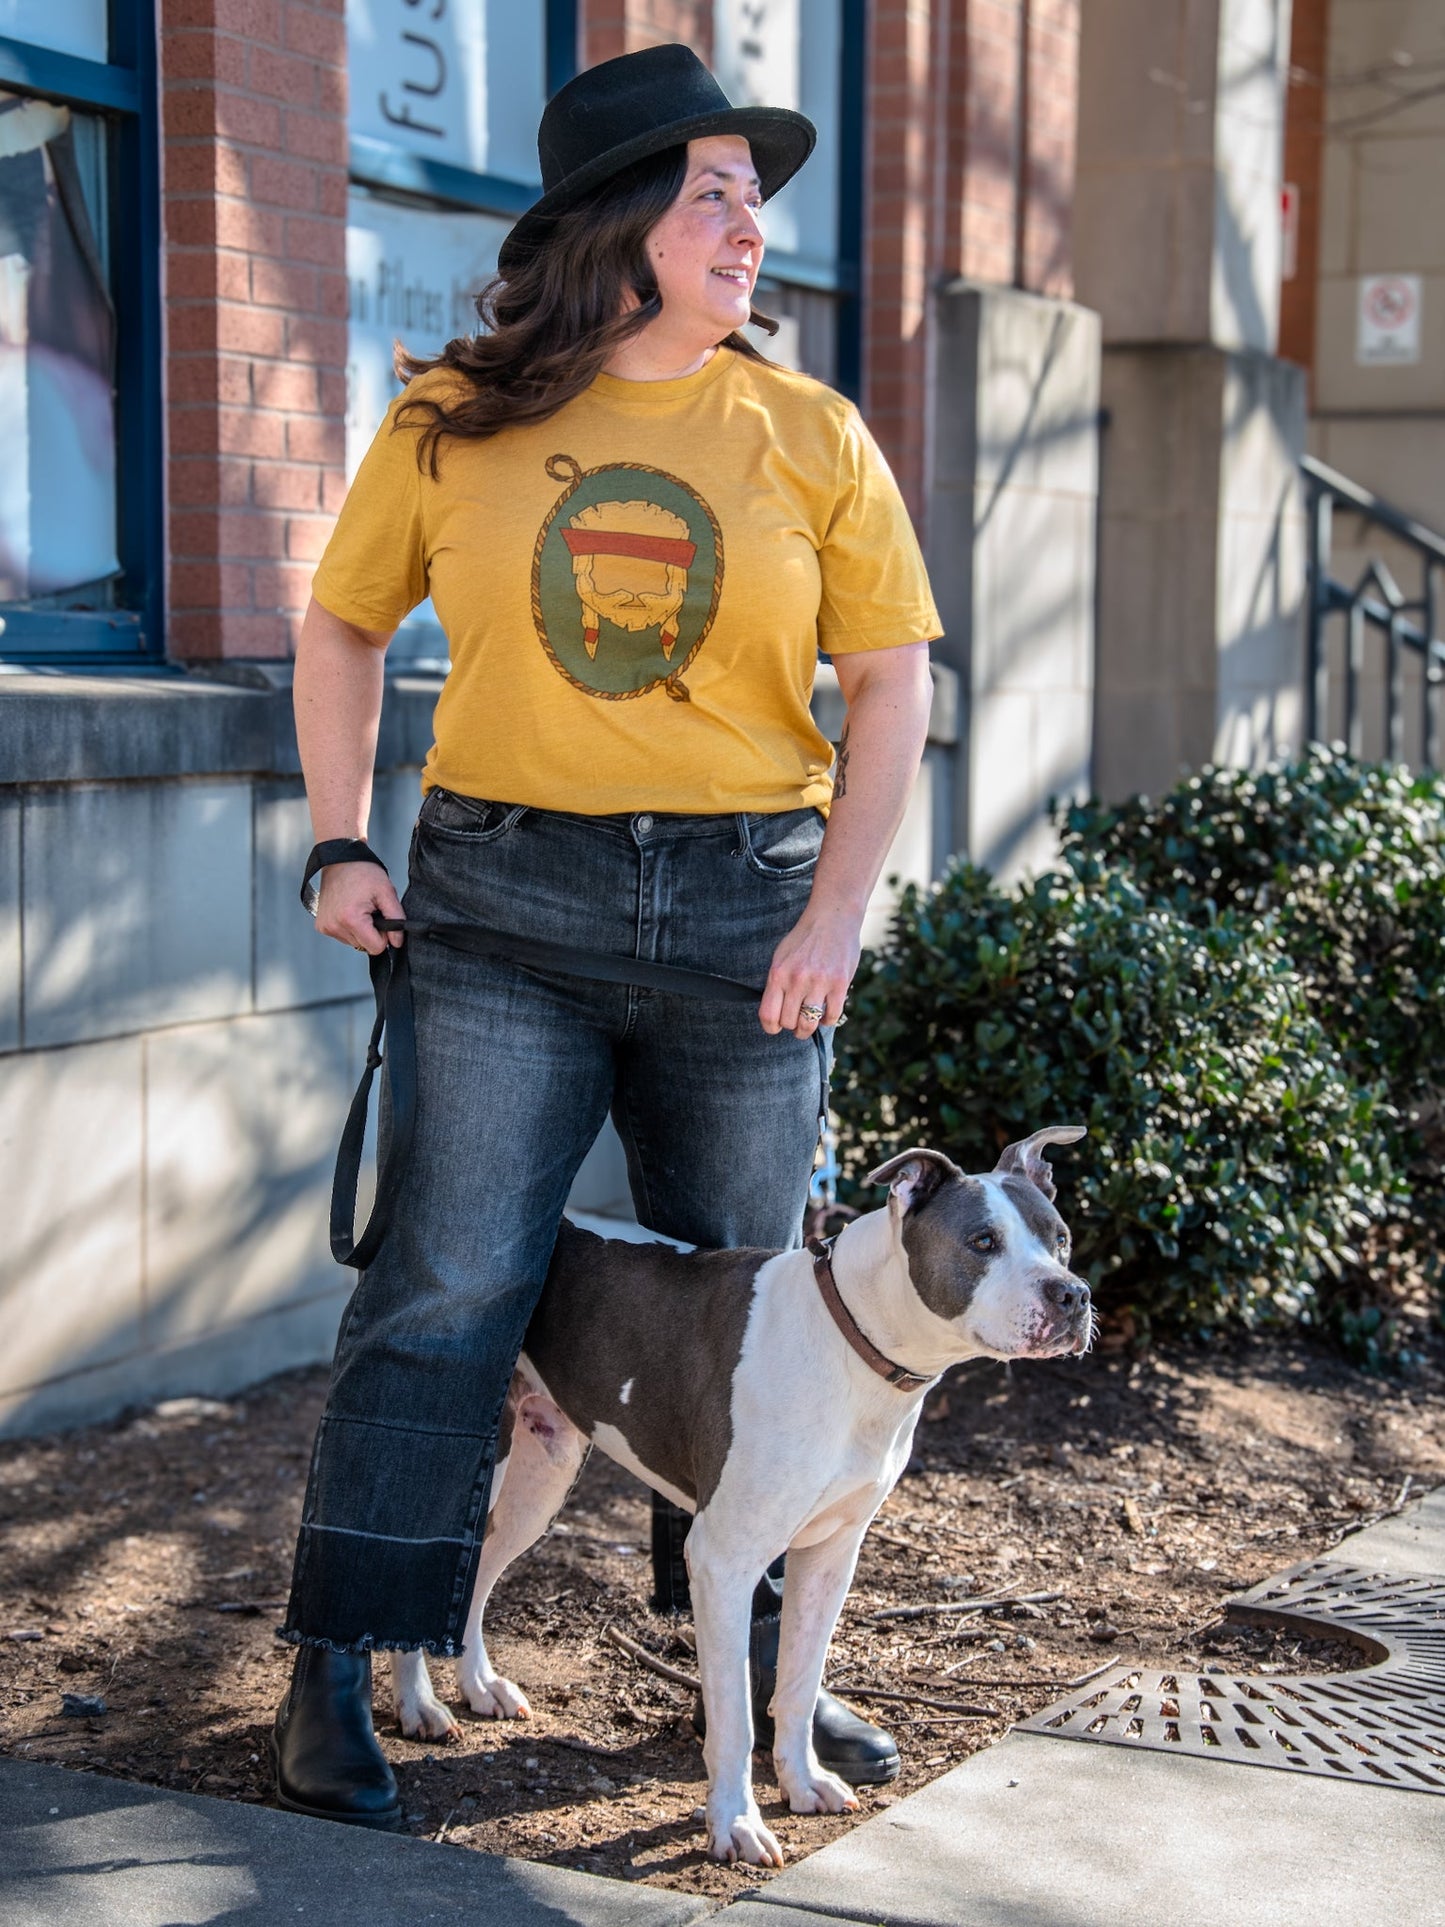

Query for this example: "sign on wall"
[1356,274,1422,367]
[0,0,106,62]
[346,0,544,185]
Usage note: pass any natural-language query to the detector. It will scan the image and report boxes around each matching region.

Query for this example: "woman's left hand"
[759,905,863,1038]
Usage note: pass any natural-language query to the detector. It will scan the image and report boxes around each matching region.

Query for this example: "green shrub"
[834,862,1397,1340]
[1057,747,1445,1357]
[1056,745,1445,1125]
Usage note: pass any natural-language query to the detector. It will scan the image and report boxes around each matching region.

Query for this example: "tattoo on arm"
[833,723,851,800]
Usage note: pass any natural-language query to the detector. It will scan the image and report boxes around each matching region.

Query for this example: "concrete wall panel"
[0,797,18,1052]
[143,1005,356,1348]
[0,1038,144,1401]
[1328,2,1445,116]
[0,1289,349,1440]
[1354,137,1445,273]
[22,783,252,1049]
[1311,416,1445,534]
[930,283,1100,875]
[1313,271,1445,411]
[254,780,372,1013]
[254,769,421,1015]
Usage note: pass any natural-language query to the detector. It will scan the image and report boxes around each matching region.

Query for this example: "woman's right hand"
[313,861,407,953]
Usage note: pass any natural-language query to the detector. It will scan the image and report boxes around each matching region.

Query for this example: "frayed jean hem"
[275,1627,464,1658]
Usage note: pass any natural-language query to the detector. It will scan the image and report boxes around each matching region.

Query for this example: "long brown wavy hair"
[395,144,779,476]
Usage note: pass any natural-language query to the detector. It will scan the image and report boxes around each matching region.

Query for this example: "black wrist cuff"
[301,839,389,916]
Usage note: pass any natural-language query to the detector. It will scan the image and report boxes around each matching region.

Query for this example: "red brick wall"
[950,0,1020,287]
[1022,0,1079,298]
[582,0,712,68]
[865,0,1080,522]
[864,0,940,526]
[1279,0,1329,396]
[163,0,349,661]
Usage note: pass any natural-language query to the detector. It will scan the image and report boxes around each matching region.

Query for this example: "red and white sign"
[1281,182,1299,282]
[1357,274,1422,366]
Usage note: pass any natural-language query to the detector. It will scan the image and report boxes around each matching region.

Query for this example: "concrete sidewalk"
[2,1491,1440,1926]
[0,1756,714,1927]
[736,1487,1445,1927]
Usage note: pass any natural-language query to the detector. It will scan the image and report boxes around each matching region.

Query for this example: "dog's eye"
[970,1232,996,1253]
[1056,1230,1070,1252]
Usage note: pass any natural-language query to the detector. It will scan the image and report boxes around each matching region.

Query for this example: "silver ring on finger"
[799,1001,826,1025]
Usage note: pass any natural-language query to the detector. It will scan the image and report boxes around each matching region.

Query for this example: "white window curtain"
[0,90,119,603]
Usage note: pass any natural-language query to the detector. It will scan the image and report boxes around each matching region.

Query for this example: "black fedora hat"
[498,43,816,272]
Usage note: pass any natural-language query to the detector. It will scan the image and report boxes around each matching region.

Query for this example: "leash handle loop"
[301,839,389,917]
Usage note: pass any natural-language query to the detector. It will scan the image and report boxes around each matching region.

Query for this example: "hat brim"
[497,105,816,273]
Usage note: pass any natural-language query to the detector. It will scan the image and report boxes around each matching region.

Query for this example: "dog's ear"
[866,1147,962,1213]
[993,1126,1087,1201]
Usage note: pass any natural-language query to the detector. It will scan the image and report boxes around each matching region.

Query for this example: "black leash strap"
[303,842,767,1269]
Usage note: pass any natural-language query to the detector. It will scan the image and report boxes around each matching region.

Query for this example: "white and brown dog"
[390,1128,1092,1866]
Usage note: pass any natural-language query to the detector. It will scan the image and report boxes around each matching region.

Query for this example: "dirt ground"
[3,1332,1443,1902]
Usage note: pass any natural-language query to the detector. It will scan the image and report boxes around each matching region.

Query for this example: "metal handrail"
[1302,455,1445,768]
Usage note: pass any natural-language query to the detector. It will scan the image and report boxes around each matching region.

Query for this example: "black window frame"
[0,0,163,664]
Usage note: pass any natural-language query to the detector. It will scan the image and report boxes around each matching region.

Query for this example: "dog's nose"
[1044,1275,1090,1317]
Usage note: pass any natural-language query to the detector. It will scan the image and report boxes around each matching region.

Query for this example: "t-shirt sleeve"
[816,407,943,654]
[311,390,429,632]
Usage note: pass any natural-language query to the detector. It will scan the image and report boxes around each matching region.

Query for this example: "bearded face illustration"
[561,498,697,660]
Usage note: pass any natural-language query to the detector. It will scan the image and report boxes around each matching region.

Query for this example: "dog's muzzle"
[1035,1273,1093,1355]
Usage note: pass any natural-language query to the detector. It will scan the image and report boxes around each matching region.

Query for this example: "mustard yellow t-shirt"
[313,347,942,815]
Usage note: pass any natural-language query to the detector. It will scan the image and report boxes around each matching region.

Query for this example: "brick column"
[163,0,349,661]
[1278,0,1328,396]
[1021,0,1079,297]
[581,0,713,68]
[864,0,942,526]
[864,1,1079,525]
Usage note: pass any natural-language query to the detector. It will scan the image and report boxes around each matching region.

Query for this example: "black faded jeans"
[282,794,828,1653]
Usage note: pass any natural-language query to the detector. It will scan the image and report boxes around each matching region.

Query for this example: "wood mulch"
[2,1331,1442,1902]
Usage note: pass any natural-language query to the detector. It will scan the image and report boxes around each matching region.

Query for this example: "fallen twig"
[893,1712,998,1726]
[550,1733,626,1756]
[1067,1657,1126,1690]
[604,1624,700,1692]
[869,1588,1063,1624]
[828,1685,999,1715]
[927,1676,1075,1688]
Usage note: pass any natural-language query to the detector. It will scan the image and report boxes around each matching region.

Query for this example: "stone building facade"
[1,0,1319,1432]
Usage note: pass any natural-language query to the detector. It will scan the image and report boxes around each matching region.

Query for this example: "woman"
[274,43,941,1830]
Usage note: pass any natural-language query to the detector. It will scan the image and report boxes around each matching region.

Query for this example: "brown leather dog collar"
[806,1238,935,1392]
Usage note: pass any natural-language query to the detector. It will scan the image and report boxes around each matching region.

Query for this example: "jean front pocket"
[737,807,825,880]
[419,787,529,844]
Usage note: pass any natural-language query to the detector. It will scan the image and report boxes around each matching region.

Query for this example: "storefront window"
[0,92,118,606]
[0,0,160,660]
[715,0,840,283]
[345,0,552,661]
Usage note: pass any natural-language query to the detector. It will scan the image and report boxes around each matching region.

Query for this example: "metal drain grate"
[1016,1559,1445,1793]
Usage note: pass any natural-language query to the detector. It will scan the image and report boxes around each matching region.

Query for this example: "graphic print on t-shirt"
[531,454,724,703]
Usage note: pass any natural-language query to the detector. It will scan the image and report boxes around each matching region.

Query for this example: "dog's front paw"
[706,1802,786,1868]
[776,1759,860,1816]
[393,1670,462,1743]
[459,1669,532,1720]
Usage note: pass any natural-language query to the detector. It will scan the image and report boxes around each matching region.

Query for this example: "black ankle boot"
[271,1646,402,1830]
[650,1492,692,1612]
[693,1613,902,1787]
